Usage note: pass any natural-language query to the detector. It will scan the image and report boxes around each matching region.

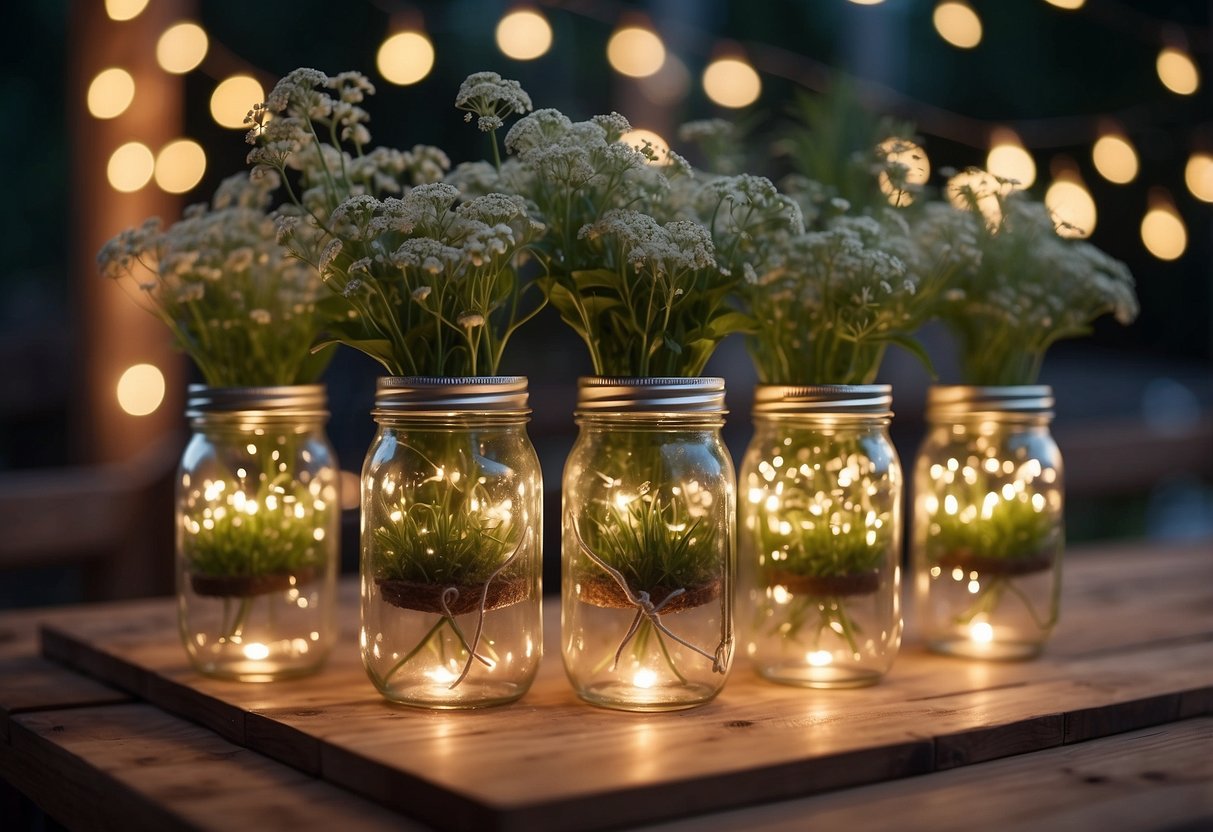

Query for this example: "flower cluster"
[97,172,333,387]
[249,68,542,376]
[941,171,1139,385]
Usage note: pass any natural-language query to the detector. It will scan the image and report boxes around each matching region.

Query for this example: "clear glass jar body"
[177,385,339,681]
[913,386,1063,660]
[360,377,542,708]
[739,385,902,688]
[562,378,735,711]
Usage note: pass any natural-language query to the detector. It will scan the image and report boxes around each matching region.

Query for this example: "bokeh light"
[1141,199,1187,261]
[210,75,264,129]
[985,129,1036,188]
[107,142,155,193]
[154,140,207,194]
[157,22,209,74]
[105,0,149,22]
[607,26,666,78]
[1043,0,1084,9]
[1045,179,1097,238]
[1157,48,1199,95]
[1184,153,1213,203]
[87,68,135,120]
[703,57,762,108]
[377,31,435,86]
[1091,133,1138,184]
[496,9,553,61]
[877,138,930,206]
[946,169,1007,227]
[116,364,166,417]
[620,129,670,164]
[934,2,983,49]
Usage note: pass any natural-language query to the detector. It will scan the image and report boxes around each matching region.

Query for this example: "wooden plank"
[34,540,1213,831]
[636,718,1213,832]
[2,704,420,832]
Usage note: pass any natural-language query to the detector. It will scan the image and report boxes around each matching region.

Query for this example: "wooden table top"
[2,537,1211,831]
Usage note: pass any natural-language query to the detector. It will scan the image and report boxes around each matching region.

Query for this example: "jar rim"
[186,384,328,419]
[926,384,1054,419]
[575,376,726,414]
[373,376,530,416]
[752,384,892,416]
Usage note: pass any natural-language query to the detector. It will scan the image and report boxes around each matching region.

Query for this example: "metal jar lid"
[373,376,530,416]
[575,376,726,414]
[926,385,1054,420]
[752,384,892,416]
[186,384,328,419]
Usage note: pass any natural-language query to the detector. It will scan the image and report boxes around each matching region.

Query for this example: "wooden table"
[2,538,1211,831]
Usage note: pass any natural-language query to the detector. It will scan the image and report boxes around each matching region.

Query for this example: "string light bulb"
[210,75,264,129]
[154,139,207,194]
[877,138,930,206]
[107,142,155,193]
[703,56,762,108]
[946,169,1007,228]
[1184,153,1213,203]
[105,0,149,22]
[377,31,435,85]
[1045,174,1096,238]
[496,8,552,61]
[1141,190,1187,261]
[157,22,209,74]
[1157,47,1199,95]
[1091,132,1138,184]
[620,129,670,165]
[1043,0,1084,9]
[116,364,166,416]
[933,2,983,49]
[985,128,1036,189]
[607,25,666,78]
[87,68,135,120]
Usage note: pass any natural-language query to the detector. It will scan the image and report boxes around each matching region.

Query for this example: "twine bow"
[571,516,728,675]
[440,526,531,689]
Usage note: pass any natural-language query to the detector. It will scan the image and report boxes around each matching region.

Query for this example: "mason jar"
[562,377,735,711]
[361,377,542,708]
[177,385,339,681]
[739,385,902,688]
[913,385,1063,660]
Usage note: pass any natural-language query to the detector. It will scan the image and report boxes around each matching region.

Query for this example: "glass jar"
[562,377,735,711]
[913,385,1063,660]
[361,377,542,708]
[177,385,339,681]
[739,385,903,688]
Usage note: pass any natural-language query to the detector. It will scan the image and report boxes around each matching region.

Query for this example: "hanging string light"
[1184,153,1213,203]
[1140,189,1187,261]
[496,8,553,61]
[154,140,207,194]
[985,128,1036,188]
[620,128,670,164]
[703,55,762,108]
[87,68,135,120]
[116,364,166,417]
[210,75,264,129]
[107,142,155,193]
[377,30,435,85]
[1156,47,1199,95]
[934,2,983,49]
[1091,131,1139,185]
[157,22,209,74]
[607,24,666,78]
[105,0,149,22]
[1045,169,1097,239]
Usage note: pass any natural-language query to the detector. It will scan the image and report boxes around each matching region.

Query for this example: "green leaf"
[881,333,937,379]
[705,310,756,338]
[570,268,623,292]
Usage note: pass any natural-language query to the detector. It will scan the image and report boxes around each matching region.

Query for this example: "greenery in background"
[97,173,336,387]
[248,69,544,376]
[941,171,1139,385]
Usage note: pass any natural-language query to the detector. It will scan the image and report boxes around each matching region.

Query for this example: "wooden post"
[69,0,191,466]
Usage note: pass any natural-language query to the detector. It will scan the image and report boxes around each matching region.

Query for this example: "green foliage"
[929,491,1057,562]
